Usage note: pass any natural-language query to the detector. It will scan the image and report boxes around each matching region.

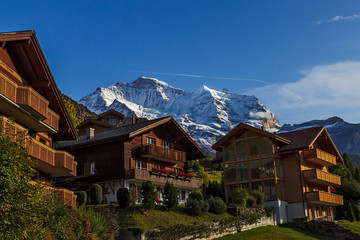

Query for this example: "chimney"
[132,114,136,124]
[86,128,95,139]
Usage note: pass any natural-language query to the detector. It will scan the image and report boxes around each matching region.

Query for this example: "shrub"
[141,181,157,210]
[117,188,130,208]
[208,196,227,214]
[188,191,203,201]
[186,199,209,215]
[246,195,256,208]
[199,200,209,214]
[265,206,276,217]
[75,191,87,207]
[89,184,103,205]
[203,181,225,201]
[252,189,265,207]
[163,182,178,210]
[293,216,309,223]
[232,187,249,207]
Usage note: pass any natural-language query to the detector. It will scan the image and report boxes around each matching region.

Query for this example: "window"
[155,164,164,169]
[224,143,235,162]
[235,140,246,160]
[106,118,117,124]
[89,162,95,175]
[146,137,156,145]
[248,138,259,158]
[162,141,170,149]
[262,157,275,178]
[264,180,276,201]
[225,163,236,182]
[135,160,147,169]
[249,159,261,179]
[237,162,248,181]
[260,137,273,156]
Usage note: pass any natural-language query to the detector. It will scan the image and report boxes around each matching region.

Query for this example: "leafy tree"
[62,95,81,128]
[203,181,225,201]
[188,191,203,201]
[252,189,265,207]
[75,191,87,207]
[141,181,157,210]
[196,166,210,187]
[0,122,46,239]
[163,182,178,210]
[208,196,227,214]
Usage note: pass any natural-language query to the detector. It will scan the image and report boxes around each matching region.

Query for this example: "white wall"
[265,200,288,224]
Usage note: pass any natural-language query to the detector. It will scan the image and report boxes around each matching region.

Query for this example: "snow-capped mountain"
[280,117,360,156]
[79,77,280,152]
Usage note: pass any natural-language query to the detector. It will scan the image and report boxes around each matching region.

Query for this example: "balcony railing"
[124,168,203,189]
[134,145,186,163]
[303,169,341,186]
[0,73,59,131]
[17,86,49,118]
[306,191,343,206]
[0,115,76,177]
[303,148,337,166]
[55,188,77,209]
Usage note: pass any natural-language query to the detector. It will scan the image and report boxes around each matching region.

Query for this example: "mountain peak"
[133,77,169,87]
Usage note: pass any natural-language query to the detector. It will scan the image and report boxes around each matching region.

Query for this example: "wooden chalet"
[0,30,78,208]
[213,123,343,223]
[56,116,205,203]
[76,109,147,135]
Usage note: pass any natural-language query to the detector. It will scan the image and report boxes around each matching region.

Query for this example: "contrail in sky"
[128,70,303,100]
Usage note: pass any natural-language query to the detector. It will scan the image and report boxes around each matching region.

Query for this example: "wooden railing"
[55,188,77,209]
[303,169,341,186]
[135,145,186,163]
[0,73,59,131]
[0,115,76,176]
[16,86,49,117]
[303,148,337,166]
[306,191,343,205]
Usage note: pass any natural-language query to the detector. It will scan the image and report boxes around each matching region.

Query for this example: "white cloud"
[316,13,360,24]
[249,61,360,124]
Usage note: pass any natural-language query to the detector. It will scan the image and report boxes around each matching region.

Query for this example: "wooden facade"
[57,116,205,203]
[213,123,343,223]
[0,31,78,208]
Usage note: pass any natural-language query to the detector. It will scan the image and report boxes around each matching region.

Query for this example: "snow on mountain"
[79,77,280,152]
[279,117,360,156]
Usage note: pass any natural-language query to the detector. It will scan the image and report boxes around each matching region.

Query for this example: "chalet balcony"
[133,145,186,164]
[55,151,77,177]
[55,188,77,209]
[303,169,341,186]
[306,191,343,206]
[124,168,203,189]
[0,74,59,132]
[303,148,337,166]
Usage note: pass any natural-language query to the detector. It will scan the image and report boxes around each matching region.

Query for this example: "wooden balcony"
[0,74,59,132]
[134,145,186,163]
[124,168,203,189]
[303,169,341,186]
[16,86,49,119]
[55,188,77,209]
[303,148,337,166]
[306,191,343,206]
[55,151,77,176]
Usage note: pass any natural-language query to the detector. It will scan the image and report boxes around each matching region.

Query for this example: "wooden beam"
[31,80,50,88]
[19,44,40,81]
[1,41,6,48]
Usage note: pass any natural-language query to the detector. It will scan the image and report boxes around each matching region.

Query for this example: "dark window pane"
[225,163,236,182]
[236,131,246,139]
[236,140,246,160]
[237,162,248,181]
[247,131,258,137]
[248,138,259,158]
[262,158,274,178]
[249,159,261,179]
[251,181,263,191]
[260,137,273,156]
[224,143,235,162]
[264,180,277,201]
[276,158,284,178]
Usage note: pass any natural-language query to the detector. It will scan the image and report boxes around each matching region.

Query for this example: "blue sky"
[2,1,360,125]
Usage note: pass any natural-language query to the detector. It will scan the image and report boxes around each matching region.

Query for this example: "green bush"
[75,190,87,207]
[117,188,130,208]
[163,182,178,210]
[246,195,256,208]
[232,187,249,207]
[293,216,309,223]
[188,191,203,201]
[252,189,265,206]
[185,198,208,215]
[265,206,276,217]
[89,184,103,205]
[208,196,227,214]
[141,181,157,210]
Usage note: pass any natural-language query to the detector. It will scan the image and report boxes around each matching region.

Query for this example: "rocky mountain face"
[78,77,280,152]
[61,93,97,121]
[280,116,360,157]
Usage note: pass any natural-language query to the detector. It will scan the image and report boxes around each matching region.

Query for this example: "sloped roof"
[277,127,324,152]
[0,30,77,140]
[57,116,206,159]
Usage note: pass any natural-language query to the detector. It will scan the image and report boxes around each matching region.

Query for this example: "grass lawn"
[336,220,360,235]
[215,225,337,240]
[91,204,233,230]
